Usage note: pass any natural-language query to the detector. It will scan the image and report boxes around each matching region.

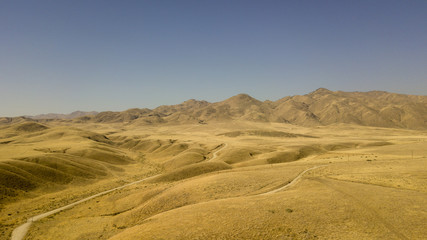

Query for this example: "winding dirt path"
[208,143,228,161]
[10,174,160,240]
[260,165,326,195]
[11,144,229,240]
[122,164,328,226]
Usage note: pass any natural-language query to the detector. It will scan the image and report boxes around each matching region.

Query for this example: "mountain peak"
[227,93,257,101]
[310,88,333,95]
[220,93,262,106]
[182,99,209,105]
[184,99,198,103]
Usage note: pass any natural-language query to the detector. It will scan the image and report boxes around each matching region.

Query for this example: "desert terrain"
[1,89,426,239]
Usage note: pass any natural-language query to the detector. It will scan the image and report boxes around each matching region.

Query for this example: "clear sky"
[1,0,426,116]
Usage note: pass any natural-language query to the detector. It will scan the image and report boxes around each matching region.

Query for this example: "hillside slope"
[272,88,427,128]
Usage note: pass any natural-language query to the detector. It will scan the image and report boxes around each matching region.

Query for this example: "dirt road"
[11,143,230,240]
[208,143,228,161]
[10,174,160,240]
[260,165,326,195]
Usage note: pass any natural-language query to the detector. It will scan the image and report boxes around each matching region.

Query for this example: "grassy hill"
[1,89,426,239]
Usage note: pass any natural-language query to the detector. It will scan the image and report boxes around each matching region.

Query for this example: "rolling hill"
[1,91,426,239]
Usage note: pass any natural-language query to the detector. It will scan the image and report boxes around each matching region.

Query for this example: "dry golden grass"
[1,120,426,239]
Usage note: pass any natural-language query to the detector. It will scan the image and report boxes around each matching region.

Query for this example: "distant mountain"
[272,88,427,129]
[91,108,152,123]
[29,111,98,120]
[82,89,426,129]
[6,89,425,129]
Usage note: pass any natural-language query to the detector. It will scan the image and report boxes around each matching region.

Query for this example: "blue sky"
[1,0,426,116]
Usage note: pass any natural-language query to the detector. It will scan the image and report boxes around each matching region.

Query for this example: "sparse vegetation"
[1,96,427,239]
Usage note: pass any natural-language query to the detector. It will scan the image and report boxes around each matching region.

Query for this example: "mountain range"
[5,88,427,129]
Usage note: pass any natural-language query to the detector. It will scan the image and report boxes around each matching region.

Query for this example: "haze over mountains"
[4,88,427,129]
[28,111,99,120]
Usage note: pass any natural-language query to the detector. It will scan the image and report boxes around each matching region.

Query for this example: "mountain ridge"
[4,89,427,129]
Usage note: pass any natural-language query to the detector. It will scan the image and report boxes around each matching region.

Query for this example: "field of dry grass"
[1,120,426,239]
